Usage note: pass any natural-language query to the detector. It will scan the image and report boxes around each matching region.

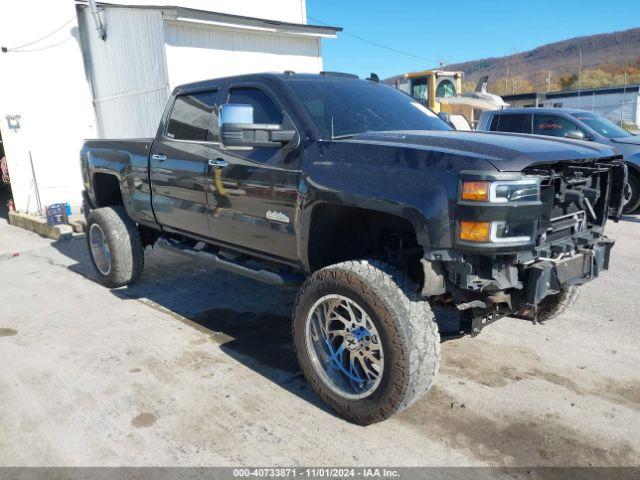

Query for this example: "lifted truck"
[81,72,626,424]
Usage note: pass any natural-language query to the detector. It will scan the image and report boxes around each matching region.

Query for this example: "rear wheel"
[86,206,144,288]
[293,260,440,425]
[623,171,640,214]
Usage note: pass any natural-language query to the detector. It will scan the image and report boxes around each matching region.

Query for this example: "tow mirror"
[219,103,296,148]
[564,130,587,140]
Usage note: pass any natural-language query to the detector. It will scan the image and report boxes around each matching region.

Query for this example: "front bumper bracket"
[525,237,615,305]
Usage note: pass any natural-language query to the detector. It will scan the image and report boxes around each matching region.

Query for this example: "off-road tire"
[515,285,580,322]
[86,206,144,288]
[623,171,640,214]
[292,260,440,425]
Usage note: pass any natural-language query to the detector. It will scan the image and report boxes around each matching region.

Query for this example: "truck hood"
[611,135,640,146]
[348,130,618,172]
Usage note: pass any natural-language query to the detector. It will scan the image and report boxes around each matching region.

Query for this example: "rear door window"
[166,90,219,142]
[533,114,582,138]
[491,114,532,133]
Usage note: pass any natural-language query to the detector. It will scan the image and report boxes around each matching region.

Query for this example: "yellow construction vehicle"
[392,70,507,129]
[394,69,463,112]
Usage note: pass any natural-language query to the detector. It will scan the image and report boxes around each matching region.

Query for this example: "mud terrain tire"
[86,206,144,288]
[292,260,440,425]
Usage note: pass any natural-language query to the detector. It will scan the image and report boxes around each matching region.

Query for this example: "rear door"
[206,83,302,262]
[149,89,220,237]
[489,113,533,133]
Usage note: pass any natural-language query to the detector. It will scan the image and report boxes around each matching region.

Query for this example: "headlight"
[461,181,490,201]
[459,221,490,242]
[457,175,541,245]
[461,177,540,203]
[459,219,535,244]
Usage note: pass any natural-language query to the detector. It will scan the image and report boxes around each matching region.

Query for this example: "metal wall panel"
[79,7,170,138]
[163,20,323,89]
[542,91,640,127]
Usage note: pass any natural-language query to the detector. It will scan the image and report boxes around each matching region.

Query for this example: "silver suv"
[478,108,640,213]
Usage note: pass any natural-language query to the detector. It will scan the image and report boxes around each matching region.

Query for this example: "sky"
[306,0,640,80]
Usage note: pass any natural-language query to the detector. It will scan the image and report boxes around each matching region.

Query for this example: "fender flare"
[296,193,430,273]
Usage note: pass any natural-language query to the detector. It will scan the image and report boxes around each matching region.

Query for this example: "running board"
[156,236,304,287]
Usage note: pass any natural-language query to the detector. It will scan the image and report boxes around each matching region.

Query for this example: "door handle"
[208,158,229,168]
[151,154,167,161]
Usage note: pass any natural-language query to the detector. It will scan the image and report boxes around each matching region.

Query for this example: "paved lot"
[1,213,639,467]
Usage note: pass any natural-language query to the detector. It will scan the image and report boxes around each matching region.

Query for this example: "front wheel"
[86,206,144,288]
[292,260,440,425]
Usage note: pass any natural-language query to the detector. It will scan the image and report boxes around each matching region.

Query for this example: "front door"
[207,85,301,262]
[149,89,219,237]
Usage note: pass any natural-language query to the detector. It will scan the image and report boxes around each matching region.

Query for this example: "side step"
[156,236,304,287]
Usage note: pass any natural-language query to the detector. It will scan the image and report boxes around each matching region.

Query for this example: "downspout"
[88,0,107,40]
[75,5,103,138]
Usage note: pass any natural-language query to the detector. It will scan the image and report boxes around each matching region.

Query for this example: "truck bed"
[80,138,155,227]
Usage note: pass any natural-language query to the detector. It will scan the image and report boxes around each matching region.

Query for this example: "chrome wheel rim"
[89,223,111,276]
[623,181,633,207]
[305,294,384,400]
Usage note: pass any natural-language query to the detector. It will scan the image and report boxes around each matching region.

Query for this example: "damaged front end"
[423,156,626,335]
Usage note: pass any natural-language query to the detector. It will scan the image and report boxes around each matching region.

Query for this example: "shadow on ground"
[50,235,466,417]
[50,235,332,414]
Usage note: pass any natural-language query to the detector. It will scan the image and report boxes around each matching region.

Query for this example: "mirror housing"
[438,111,452,126]
[564,130,587,140]
[219,103,297,148]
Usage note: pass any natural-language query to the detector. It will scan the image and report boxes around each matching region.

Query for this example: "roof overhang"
[77,1,341,38]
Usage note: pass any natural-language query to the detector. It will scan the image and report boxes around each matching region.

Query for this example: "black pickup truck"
[81,72,626,424]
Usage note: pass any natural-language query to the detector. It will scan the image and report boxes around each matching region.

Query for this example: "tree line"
[462,57,640,95]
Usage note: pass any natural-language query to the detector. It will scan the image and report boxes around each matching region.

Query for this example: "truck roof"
[174,72,367,94]
[493,107,598,115]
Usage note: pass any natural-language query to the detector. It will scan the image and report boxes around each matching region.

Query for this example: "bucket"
[45,203,68,226]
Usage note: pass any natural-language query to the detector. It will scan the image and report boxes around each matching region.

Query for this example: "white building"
[0,0,339,215]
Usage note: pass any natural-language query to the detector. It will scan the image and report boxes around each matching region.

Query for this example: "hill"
[388,28,640,95]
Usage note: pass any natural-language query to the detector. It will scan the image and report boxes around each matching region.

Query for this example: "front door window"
[533,115,584,138]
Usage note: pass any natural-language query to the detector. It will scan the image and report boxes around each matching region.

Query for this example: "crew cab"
[81,72,626,424]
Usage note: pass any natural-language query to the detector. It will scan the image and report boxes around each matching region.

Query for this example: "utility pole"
[505,65,509,94]
[621,65,628,124]
[577,48,582,107]
[547,70,551,92]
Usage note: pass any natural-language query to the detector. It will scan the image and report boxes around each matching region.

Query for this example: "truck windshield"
[285,78,452,139]
[570,112,631,139]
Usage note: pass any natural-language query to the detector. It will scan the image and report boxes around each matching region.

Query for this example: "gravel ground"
[0,214,639,467]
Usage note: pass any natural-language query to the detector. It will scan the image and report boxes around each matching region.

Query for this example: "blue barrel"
[46,203,68,226]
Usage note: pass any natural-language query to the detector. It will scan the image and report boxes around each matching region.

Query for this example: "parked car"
[477,108,640,213]
[80,73,626,424]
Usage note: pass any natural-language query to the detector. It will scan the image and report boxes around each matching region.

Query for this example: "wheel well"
[308,204,423,281]
[93,173,123,207]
